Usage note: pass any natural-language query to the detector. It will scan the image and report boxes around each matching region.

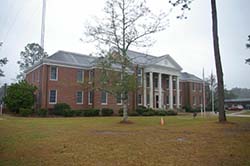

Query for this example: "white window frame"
[166,78,169,90]
[77,70,84,83]
[89,70,93,83]
[50,66,58,81]
[137,94,142,105]
[193,96,196,105]
[101,91,108,105]
[192,82,196,92]
[137,68,142,87]
[88,91,93,105]
[116,93,122,105]
[76,91,83,104]
[49,90,57,104]
[173,78,177,90]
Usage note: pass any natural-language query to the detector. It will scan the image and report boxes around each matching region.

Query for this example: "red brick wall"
[27,65,135,113]
[180,81,207,109]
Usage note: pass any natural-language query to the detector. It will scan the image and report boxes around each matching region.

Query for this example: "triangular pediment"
[154,55,182,71]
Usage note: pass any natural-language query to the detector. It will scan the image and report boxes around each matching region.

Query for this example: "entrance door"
[155,95,159,108]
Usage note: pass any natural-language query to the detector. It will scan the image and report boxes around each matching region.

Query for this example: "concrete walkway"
[226,110,250,118]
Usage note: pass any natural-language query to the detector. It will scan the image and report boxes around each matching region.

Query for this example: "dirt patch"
[93,130,134,135]
[119,120,134,124]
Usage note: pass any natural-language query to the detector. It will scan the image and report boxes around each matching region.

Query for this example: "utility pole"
[211,71,215,114]
[203,68,206,116]
[41,0,46,49]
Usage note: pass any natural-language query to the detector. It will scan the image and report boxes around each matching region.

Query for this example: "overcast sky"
[0,0,250,89]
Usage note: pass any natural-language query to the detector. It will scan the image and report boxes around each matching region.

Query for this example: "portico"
[143,65,181,110]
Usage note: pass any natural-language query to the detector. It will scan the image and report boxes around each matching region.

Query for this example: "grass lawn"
[0,115,250,166]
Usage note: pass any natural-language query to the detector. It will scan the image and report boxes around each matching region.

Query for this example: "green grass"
[0,115,250,166]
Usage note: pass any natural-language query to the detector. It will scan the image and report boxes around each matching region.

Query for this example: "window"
[137,76,142,86]
[173,96,176,105]
[101,90,107,104]
[199,96,202,105]
[89,70,94,82]
[180,96,182,105]
[173,78,176,90]
[77,70,84,83]
[49,90,57,104]
[166,95,169,105]
[199,84,202,92]
[154,77,158,88]
[50,66,58,80]
[137,68,142,75]
[146,74,150,87]
[193,96,196,105]
[137,94,142,105]
[166,77,169,89]
[88,91,93,105]
[192,83,196,91]
[76,91,83,104]
[146,94,150,105]
[116,93,122,105]
[137,68,142,86]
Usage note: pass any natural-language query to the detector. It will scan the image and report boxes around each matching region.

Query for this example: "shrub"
[63,109,75,117]
[155,110,167,116]
[119,108,138,116]
[101,108,113,116]
[128,111,139,116]
[19,108,33,117]
[142,110,155,116]
[82,109,100,117]
[119,108,123,116]
[183,105,191,112]
[73,110,82,116]
[37,108,48,117]
[166,109,178,116]
[53,103,71,116]
[118,108,130,116]
[136,106,148,115]
[4,80,37,112]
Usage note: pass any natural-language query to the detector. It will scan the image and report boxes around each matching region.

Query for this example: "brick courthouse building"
[25,50,207,113]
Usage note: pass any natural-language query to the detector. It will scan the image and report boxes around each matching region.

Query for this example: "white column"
[143,72,147,107]
[169,75,173,109]
[149,72,153,108]
[158,73,162,109]
[176,76,180,108]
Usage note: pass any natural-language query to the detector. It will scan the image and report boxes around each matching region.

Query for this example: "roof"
[25,49,182,73]
[126,50,182,70]
[180,72,203,83]
[46,50,97,67]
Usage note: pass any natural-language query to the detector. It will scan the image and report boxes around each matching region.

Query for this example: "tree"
[169,0,227,122]
[84,0,167,122]
[3,80,37,112]
[246,35,250,65]
[17,43,48,80]
[224,89,238,99]
[0,42,8,77]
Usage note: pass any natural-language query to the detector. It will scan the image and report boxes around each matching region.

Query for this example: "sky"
[0,0,250,89]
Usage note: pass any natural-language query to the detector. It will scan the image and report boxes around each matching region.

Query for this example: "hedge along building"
[25,49,206,113]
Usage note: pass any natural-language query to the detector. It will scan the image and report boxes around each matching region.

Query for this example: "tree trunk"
[211,0,226,122]
[122,99,128,122]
